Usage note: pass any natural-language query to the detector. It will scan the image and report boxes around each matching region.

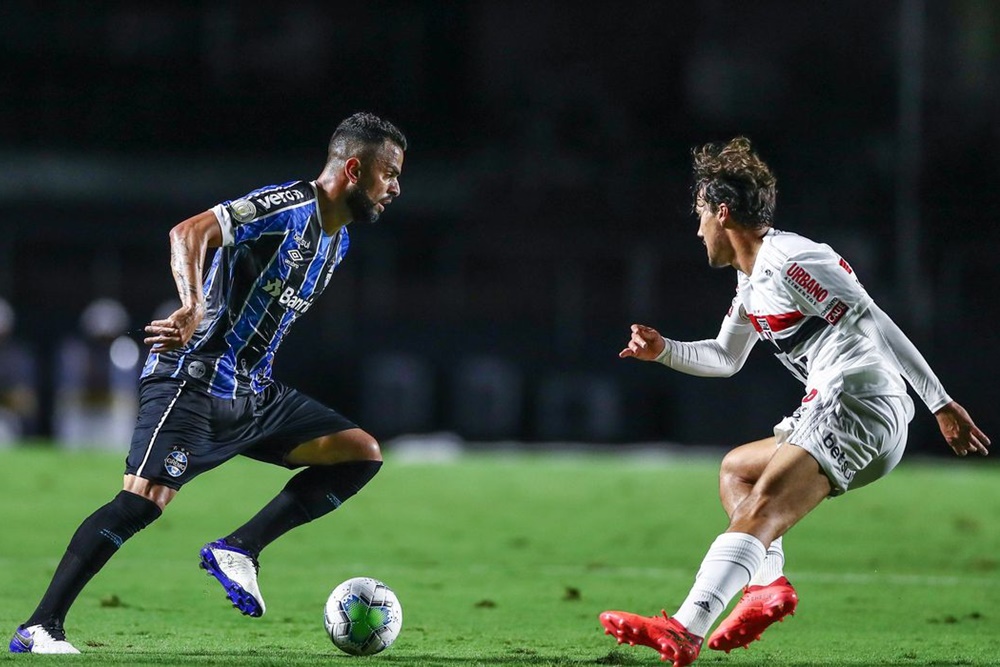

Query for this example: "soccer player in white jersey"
[599,137,990,667]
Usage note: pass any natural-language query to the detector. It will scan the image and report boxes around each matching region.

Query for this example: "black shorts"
[124,378,358,489]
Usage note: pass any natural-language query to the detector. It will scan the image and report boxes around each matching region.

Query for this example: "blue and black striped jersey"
[141,180,350,397]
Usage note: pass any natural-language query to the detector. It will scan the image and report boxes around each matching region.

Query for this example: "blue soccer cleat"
[9,624,80,654]
[199,539,266,617]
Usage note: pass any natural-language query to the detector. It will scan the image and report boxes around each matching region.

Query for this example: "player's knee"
[122,475,177,511]
[352,433,382,462]
[329,430,382,462]
[720,447,755,487]
[117,490,165,528]
[289,430,382,466]
[719,448,741,480]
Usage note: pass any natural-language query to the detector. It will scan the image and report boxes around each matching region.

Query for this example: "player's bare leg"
[201,428,383,617]
[620,444,827,663]
[284,427,382,466]
[720,440,788,582]
[602,443,827,664]
[123,475,178,509]
[710,437,798,651]
[695,442,827,653]
[718,437,776,516]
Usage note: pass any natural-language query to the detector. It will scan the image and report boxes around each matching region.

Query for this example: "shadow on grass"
[0,647,987,667]
[21,648,646,666]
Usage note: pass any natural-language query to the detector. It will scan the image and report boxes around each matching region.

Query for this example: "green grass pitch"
[1,444,998,666]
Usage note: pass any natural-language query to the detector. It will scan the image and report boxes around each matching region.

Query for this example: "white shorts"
[773,377,915,496]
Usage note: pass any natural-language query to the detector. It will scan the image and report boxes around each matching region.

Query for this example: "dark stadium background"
[1,1,997,453]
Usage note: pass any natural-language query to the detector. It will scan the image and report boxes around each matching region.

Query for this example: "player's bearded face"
[346,187,381,225]
[346,144,402,225]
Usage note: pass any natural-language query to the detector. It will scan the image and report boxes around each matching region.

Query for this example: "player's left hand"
[935,401,990,457]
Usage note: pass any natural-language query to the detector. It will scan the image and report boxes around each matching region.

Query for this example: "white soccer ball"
[324,577,403,656]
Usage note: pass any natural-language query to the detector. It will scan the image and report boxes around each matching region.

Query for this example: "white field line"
[551,565,999,588]
[3,557,992,588]
[301,563,1000,589]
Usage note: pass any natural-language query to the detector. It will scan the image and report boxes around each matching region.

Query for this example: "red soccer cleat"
[707,576,798,653]
[600,610,703,666]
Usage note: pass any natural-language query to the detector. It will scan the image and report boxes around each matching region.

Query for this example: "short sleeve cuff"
[212,204,235,247]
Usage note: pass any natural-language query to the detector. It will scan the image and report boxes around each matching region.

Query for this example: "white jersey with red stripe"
[728,228,907,397]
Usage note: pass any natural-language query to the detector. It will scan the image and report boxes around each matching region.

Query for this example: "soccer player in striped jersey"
[600,137,990,667]
[10,112,406,654]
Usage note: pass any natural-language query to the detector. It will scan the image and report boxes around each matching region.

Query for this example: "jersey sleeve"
[857,303,952,412]
[211,203,237,246]
[211,185,301,247]
[655,277,757,378]
[779,247,872,327]
[211,198,289,247]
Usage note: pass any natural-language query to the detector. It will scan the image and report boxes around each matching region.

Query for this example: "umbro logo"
[263,278,283,297]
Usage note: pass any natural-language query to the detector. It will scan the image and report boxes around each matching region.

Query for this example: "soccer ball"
[324,577,403,656]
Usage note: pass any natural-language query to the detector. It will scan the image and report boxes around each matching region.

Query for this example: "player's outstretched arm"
[619,324,666,361]
[620,313,757,378]
[935,401,991,457]
[144,210,222,352]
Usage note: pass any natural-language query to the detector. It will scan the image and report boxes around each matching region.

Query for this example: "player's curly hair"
[328,112,407,160]
[692,137,776,229]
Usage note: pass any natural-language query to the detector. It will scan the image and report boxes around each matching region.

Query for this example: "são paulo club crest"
[164,448,190,478]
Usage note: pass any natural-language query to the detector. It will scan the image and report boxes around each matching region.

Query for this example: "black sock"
[224,460,382,558]
[25,491,162,629]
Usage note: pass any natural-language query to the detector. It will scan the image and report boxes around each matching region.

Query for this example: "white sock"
[749,536,785,586]
[673,532,766,638]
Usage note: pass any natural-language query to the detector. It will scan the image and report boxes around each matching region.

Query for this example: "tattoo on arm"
[170,232,204,307]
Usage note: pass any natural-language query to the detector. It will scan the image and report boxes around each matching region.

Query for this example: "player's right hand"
[144,304,203,352]
[619,324,666,361]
